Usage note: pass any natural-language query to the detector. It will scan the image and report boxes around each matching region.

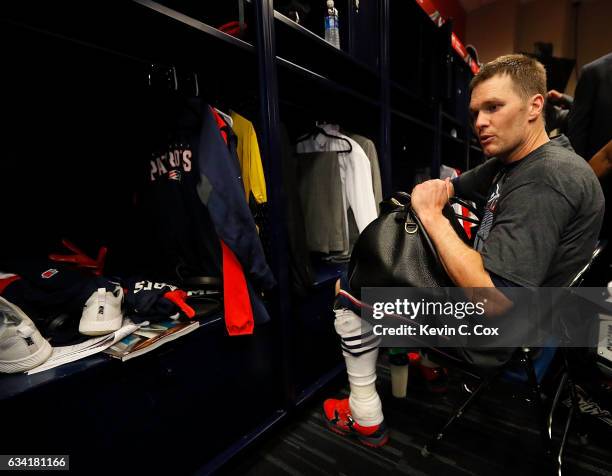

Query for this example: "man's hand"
[409,179,510,317]
[547,90,573,109]
[410,178,453,220]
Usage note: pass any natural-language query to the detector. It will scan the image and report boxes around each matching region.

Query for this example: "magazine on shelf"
[27,320,141,375]
[103,319,200,362]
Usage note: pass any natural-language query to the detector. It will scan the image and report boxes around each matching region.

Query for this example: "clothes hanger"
[214,107,233,128]
[296,121,352,153]
[147,64,203,122]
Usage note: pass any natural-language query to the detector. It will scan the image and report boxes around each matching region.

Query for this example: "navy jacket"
[139,96,275,325]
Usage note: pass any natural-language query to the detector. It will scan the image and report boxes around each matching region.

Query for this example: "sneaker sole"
[325,419,350,436]
[0,338,52,373]
[358,432,389,448]
[324,410,389,448]
[79,317,122,336]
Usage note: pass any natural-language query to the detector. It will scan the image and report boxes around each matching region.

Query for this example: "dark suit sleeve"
[568,65,597,159]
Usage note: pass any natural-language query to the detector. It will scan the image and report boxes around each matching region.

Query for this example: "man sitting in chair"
[323,54,605,448]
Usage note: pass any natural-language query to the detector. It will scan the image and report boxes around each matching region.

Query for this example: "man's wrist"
[418,211,447,231]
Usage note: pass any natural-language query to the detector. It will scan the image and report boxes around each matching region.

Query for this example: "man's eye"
[487,104,499,112]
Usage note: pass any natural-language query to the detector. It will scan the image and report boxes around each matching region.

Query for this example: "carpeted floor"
[220,360,612,476]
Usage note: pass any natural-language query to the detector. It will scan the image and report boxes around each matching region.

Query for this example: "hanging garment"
[344,133,382,258]
[137,97,222,282]
[296,124,378,243]
[138,97,275,335]
[206,106,276,334]
[230,111,268,206]
[279,124,315,296]
[347,133,383,213]
[297,151,349,254]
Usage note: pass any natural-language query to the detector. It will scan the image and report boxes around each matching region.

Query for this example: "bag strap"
[391,192,480,226]
[450,196,479,218]
[405,206,448,279]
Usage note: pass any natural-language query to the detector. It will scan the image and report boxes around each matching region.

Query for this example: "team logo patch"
[168,170,182,181]
[41,269,59,279]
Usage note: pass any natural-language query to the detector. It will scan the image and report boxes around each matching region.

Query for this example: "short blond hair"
[470,54,547,99]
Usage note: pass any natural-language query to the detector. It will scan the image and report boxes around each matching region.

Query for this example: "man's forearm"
[419,213,514,317]
[410,179,512,317]
[589,139,612,179]
[419,213,494,288]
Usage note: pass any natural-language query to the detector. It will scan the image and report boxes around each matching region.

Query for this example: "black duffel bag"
[347,191,523,370]
[348,191,478,295]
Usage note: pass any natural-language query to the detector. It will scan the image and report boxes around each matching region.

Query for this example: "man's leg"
[323,279,389,447]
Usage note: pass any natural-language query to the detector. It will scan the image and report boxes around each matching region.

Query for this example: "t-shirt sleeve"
[490,272,520,287]
[480,181,574,287]
[452,158,502,208]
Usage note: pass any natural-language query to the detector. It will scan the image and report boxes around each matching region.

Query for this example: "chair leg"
[563,349,589,445]
[549,371,574,475]
[421,376,491,457]
[568,377,589,445]
[523,353,557,471]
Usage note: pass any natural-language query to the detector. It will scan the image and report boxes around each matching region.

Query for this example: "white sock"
[334,308,384,427]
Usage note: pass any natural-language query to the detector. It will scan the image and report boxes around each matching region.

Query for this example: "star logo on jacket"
[41,269,59,279]
[168,170,182,182]
[486,182,501,213]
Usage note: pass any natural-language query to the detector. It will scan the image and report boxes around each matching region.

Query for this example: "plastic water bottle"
[324,0,340,49]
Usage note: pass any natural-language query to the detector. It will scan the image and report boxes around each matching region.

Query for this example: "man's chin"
[482,146,497,157]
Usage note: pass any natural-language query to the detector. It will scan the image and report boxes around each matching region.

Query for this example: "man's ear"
[528,93,545,122]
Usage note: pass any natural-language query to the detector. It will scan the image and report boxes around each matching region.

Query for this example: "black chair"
[420,241,607,474]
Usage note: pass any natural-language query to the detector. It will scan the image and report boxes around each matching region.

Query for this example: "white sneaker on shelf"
[79,286,124,336]
[0,296,53,373]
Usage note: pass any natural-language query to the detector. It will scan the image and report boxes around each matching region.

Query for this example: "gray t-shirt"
[454,141,604,287]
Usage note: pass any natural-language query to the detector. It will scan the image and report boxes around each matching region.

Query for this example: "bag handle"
[397,193,479,271]
[450,196,480,220]
[391,191,480,226]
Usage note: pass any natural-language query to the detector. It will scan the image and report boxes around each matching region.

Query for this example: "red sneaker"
[323,398,389,448]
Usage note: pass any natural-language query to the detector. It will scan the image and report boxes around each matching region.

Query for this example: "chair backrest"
[567,240,607,288]
[505,241,608,384]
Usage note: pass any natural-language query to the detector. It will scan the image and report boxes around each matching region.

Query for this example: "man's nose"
[474,111,488,132]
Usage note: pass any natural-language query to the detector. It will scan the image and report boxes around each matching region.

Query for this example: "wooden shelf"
[274,10,378,78]
[442,111,467,128]
[134,0,255,52]
[274,10,380,102]
[0,313,224,402]
[277,56,381,108]
[442,132,466,145]
[2,0,256,67]
[391,109,435,132]
[390,80,431,106]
